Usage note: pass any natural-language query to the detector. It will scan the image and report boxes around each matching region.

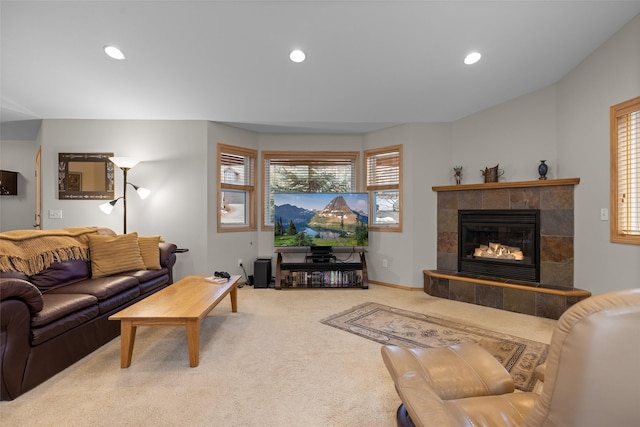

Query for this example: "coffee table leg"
[230,286,238,313]
[120,320,137,368]
[186,319,200,367]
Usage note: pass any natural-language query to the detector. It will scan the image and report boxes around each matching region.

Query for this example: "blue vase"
[538,160,548,180]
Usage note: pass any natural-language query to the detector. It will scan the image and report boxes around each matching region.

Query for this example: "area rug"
[321,302,548,392]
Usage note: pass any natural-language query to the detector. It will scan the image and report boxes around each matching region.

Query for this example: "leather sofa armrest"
[159,242,177,284]
[159,242,177,267]
[0,278,44,314]
[382,342,514,400]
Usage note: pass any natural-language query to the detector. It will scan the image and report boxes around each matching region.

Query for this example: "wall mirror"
[58,153,115,200]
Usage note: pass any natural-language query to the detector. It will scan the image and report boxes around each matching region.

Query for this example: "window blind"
[611,96,640,244]
[220,152,254,187]
[366,149,400,188]
[616,108,640,236]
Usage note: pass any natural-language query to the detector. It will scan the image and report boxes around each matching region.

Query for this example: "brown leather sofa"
[381,288,640,427]
[0,228,177,400]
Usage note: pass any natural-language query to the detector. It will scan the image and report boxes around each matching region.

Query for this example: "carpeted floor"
[321,302,548,392]
[0,284,556,427]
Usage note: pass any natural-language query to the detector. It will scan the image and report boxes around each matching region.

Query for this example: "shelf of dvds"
[274,247,368,289]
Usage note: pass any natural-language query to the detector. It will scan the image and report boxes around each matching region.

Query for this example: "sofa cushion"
[87,233,145,278]
[31,294,100,345]
[48,276,139,301]
[31,293,98,328]
[138,236,161,270]
[28,259,90,292]
[96,287,141,314]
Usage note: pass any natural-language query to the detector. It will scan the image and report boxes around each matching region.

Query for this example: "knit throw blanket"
[0,227,108,276]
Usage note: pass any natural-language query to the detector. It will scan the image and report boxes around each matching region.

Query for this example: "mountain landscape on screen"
[274,193,369,247]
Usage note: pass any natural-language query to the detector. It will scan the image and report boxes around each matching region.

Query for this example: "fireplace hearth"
[458,209,540,282]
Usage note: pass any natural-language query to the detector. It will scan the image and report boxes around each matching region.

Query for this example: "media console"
[275,247,368,289]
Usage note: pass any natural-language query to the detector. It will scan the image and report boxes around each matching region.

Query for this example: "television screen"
[274,192,369,247]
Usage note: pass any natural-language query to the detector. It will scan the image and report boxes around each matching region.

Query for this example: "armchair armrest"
[534,362,547,382]
[381,342,514,400]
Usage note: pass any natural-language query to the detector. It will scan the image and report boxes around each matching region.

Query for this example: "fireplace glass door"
[458,210,540,282]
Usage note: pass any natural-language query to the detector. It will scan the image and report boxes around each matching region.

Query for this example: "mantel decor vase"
[538,160,548,180]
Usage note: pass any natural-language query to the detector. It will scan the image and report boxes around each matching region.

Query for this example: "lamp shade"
[99,200,117,214]
[109,157,140,169]
[136,186,151,199]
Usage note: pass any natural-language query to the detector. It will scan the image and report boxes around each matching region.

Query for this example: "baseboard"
[368,280,423,291]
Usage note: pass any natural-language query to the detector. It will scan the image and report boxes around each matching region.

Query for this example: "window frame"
[365,144,403,232]
[610,96,640,245]
[261,150,360,230]
[217,143,257,233]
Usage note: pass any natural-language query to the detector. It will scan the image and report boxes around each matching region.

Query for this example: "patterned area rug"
[321,302,548,392]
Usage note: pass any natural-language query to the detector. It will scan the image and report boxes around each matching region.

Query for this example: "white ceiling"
[2,1,640,138]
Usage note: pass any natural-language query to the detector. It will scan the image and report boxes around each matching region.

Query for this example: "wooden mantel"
[432,178,580,192]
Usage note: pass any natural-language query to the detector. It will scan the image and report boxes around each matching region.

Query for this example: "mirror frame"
[58,152,115,200]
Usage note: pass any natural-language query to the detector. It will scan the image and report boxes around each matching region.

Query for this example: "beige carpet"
[0,284,556,427]
[321,302,548,392]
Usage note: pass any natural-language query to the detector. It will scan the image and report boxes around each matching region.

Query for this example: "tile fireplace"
[426,178,590,319]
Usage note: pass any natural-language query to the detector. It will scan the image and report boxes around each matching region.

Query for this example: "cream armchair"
[381,288,640,427]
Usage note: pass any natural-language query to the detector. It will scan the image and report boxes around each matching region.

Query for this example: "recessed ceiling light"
[104,45,125,60]
[464,52,481,65]
[289,49,306,63]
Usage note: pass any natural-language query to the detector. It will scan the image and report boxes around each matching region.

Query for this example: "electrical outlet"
[382,259,388,268]
[48,209,62,219]
[237,259,243,267]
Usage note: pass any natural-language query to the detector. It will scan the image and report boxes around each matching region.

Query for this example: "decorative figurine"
[453,166,463,184]
[538,160,548,180]
[481,165,504,183]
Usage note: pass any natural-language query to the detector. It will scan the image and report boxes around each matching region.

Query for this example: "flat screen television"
[274,192,369,249]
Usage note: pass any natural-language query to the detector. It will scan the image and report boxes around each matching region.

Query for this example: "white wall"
[0,139,37,231]
[556,14,640,294]
[207,122,260,279]
[37,119,209,281]
[451,84,558,183]
[364,123,451,287]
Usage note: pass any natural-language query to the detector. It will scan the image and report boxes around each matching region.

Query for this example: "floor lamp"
[98,157,150,234]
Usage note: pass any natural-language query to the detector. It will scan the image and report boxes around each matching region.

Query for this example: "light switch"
[600,208,608,221]
[49,209,62,219]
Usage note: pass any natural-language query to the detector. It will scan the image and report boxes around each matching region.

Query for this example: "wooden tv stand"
[275,247,368,289]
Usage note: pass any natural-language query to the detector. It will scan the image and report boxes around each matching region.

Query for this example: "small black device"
[253,258,272,288]
[214,271,230,279]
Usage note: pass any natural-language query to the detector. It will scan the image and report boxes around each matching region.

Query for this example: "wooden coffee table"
[109,275,240,368]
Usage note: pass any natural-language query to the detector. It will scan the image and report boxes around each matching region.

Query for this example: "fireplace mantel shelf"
[432,178,580,192]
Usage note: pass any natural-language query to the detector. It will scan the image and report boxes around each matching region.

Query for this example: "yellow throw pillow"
[87,232,146,278]
[138,235,161,270]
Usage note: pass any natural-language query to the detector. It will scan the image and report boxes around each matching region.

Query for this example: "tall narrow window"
[365,145,402,231]
[610,96,640,244]
[217,143,257,232]
[262,151,359,228]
